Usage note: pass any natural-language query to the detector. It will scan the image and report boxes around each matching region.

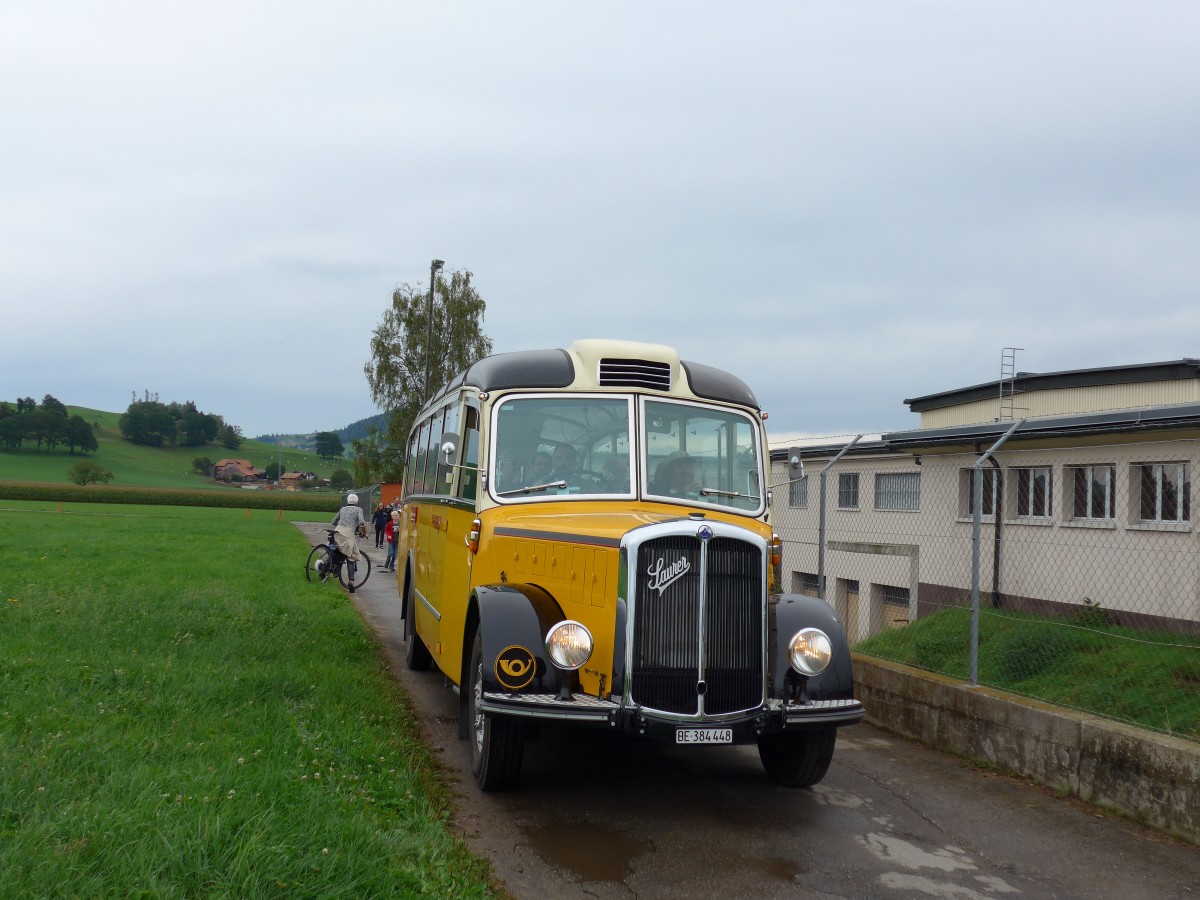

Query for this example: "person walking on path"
[383,510,400,572]
[372,502,389,548]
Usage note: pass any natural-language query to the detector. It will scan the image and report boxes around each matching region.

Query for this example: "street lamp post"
[423,259,444,402]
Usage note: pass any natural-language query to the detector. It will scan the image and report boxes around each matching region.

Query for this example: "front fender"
[470,583,568,697]
[770,594,855,701]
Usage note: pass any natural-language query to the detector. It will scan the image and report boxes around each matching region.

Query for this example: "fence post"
[970,419,1023,684]
[817,435,862,601]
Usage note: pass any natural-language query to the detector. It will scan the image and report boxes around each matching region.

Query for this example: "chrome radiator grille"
[630,535,764,716]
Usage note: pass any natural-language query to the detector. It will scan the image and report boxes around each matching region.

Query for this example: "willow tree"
[362,268,493,482]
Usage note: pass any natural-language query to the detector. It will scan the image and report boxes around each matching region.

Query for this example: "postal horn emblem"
[495,645,537,690]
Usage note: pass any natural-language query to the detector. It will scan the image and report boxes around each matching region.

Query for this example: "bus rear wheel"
[467,631,524,791]
[403,575,432,671]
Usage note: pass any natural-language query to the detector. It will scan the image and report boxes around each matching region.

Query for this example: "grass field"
[0,500,494,896]
[0,406,345,490]
[855,606,1200,740]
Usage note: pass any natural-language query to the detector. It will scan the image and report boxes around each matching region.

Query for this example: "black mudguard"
[770,593,856,702]
[471,583,570,696]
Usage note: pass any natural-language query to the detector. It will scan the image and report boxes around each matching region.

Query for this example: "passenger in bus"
[602,457,629,492]
[654,453,699,497]
[550,445,578,482]
[496,452,525,491]
[529,451,553,484]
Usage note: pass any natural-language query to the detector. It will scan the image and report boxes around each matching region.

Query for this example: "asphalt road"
[297,522,1200,899]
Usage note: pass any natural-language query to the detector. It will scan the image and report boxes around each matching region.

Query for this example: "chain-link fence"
[770,436,1200,742]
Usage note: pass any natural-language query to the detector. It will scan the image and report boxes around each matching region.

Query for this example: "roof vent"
[598,357,672,391]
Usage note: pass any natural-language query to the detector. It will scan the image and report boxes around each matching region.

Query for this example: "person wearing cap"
[331,493,367,591]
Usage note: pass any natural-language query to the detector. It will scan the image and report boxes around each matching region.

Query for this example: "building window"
[1070,465,1115,520]
[875,472,920,511]
[1015,466,1052,517]
[788,475,809,508]
[838,472,860,509]
[794,572,820,597]
[964,468,998,517]
[879,585,910,606]
[1137,463,1190,523]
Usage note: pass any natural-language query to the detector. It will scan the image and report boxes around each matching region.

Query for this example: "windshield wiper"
[699,486,761,500]
[497,479,568,497]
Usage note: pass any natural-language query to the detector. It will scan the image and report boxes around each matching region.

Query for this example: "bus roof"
[422,340,759,414]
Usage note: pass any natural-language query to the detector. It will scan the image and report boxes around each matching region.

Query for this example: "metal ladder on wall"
[998,347,1026,421]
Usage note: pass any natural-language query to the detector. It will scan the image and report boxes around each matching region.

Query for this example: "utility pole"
[423,259,444,402]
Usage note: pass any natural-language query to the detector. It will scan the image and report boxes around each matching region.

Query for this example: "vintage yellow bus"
[395,339,862,789]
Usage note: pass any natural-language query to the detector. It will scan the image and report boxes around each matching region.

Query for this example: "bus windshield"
[490,393,764,513]
[492,395,634,498]
[643,399,763,512]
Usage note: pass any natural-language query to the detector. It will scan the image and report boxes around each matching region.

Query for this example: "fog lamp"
[545,620,593,670]
[788,628,832,676]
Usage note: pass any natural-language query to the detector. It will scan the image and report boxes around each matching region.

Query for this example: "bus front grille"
[630,535,764,716]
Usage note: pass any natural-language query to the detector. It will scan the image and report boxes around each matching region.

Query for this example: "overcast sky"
[4,2,1199,447]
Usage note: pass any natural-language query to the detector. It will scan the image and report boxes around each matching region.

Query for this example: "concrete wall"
[854,654,1200,846]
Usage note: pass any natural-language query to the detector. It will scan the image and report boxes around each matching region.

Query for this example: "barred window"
[879,584,910,606]
[1016,466,1051,517]
[1137,463,1190,523]
[788,475,809,508]
[838,472,860,509]
[964,468,998,517]
[795,572,820,597]
[875,472,920,511]
[1070,465,1115,520]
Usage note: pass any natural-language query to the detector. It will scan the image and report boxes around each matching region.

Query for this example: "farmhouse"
[213,459,267,482]
[772,358,1200,642]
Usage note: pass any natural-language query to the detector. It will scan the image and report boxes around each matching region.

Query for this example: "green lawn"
[856,606,1200,740]
[0,500,494,896]
[0,406,345,490]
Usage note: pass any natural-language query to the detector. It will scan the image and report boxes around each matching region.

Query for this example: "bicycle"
[306,529,372,591]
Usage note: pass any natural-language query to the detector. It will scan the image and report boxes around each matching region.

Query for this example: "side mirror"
[439,433,459,463]
[787,447,805,479]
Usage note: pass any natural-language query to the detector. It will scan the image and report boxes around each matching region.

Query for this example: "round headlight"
[788,628,832,676]
[545,620,593,670]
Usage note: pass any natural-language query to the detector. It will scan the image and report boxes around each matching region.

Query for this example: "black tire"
[306,545,334,583]
[757,728,837,788]
[338,552,371,590]
[467,631,525,791]
[403,575,433,671]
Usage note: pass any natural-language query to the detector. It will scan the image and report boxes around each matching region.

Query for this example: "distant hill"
[255,413,388,450]
[0,405,347,490]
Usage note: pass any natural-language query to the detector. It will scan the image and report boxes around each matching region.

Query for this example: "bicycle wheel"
[338,552,371,590]
[306,545,334,582]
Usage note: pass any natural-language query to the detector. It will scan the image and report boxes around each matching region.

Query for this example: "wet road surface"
[296,522,1200,899]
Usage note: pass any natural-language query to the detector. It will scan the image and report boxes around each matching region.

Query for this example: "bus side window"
[456,404,480,502]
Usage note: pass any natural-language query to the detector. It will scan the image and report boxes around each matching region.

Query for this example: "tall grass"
[0,501,493,897]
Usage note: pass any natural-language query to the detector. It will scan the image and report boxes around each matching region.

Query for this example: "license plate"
[675,727,733,745]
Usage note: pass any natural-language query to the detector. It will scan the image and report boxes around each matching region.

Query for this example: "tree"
[363,268,493,482]
[192,456,213,475]
[0,415,24,449]
[68,461,114,485]
[177,401,220,446]
[315,431,344,460]
[41,395,68,418]
[218,424,243,450]
[119,400,176,447]
[329,468,354,489]
[65,415,99,454]
[264,461,282,481]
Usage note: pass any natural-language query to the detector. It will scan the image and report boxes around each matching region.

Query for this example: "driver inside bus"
[550,444,578,483]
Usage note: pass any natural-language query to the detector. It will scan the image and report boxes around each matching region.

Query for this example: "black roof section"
[905,358,1200,413]
[680,360,759,410]
[422,346,760,412]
